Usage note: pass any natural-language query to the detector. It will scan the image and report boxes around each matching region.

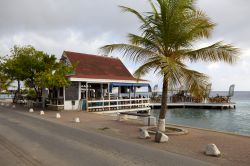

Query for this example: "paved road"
[0,106,214,166]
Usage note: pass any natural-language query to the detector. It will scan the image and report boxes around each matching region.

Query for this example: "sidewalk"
[9,104,250,166]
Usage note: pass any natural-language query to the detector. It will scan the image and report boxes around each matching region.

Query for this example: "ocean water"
[151,91,250,136]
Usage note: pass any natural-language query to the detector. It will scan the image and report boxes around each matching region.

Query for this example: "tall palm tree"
[100,0,239,132]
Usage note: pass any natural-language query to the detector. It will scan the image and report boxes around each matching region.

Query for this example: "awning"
[109,82,151,92]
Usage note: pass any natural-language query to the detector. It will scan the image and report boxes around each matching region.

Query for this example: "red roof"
[63,51,138,81]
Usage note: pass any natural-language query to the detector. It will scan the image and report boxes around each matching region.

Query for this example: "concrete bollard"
[1,103,4,106]
[74,117,80,123]
[155,131,169,143]
[118,114,127,121]
[139,129,151,139]
[12,105,16,108]
[56,113,61,119]
[29,108,34,113]
[143,116,157,126]
[205,144,221,157]
[40,110,45,115]
[6,103,10,107]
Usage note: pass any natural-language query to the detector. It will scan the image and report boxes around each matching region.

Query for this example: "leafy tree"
[101,0,239,131]
[0,69,12,92]
[2,45,73,103]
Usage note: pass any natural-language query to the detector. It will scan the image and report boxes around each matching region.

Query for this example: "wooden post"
[78,82,81,111]
[118,87,120,110]
[129,87,132,109]
[100,84,103,98]
[108,83,110,111]
[134,86,136,98]
[86,82,88,112]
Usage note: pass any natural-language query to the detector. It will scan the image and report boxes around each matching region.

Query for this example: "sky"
[0,0,249,91]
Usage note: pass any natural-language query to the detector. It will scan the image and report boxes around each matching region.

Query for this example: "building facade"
[48,51,151,112]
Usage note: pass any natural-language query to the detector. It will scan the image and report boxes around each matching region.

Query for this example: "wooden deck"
[94,107,151,114]
[150,102,236,109]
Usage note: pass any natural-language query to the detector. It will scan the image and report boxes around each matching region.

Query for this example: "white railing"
[87,97,150,112]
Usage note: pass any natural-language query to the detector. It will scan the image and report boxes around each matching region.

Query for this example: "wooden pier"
[150,102,236,109]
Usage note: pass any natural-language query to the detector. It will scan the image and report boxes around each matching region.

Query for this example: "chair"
[227,84,235,103]
[208,84,235,103]
[204,84,212,102]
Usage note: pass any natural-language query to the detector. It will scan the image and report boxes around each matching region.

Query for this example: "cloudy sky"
[0,0,249,91]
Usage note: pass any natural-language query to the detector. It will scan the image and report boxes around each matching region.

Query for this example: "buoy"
[40,110,45,115]
[74,117,80,123]
[56,113,61,119]
[29,108,34,113]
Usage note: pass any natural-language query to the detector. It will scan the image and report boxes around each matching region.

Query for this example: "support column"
[86,82,88,112]
[108,83,110,111]
[129,87,132,109]
[100,84,104,111]
[78,82,81,111]
[78,82,81,100]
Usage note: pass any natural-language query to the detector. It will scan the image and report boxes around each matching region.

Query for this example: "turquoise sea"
[151,91,250,136]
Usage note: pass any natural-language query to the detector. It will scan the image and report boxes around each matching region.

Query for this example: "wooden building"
[48,51,151,112]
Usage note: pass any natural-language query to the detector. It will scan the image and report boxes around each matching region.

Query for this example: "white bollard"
[29,108,34,113]
[1,103,4,106]
[143,116,157,126]
[74,117,80,123]
[6,103,10,107]
[40,110,45,115]
[139,129,151,139]
[205,144,221,157]
[56,113,61,119]
[12,105,16,108]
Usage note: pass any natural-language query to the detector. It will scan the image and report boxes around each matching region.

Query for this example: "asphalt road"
[0,105,215,166]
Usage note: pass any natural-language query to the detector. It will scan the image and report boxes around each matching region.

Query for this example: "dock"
[150,102,236,109]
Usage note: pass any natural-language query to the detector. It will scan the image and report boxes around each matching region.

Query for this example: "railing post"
[108,83,110,111]
[141,96,143,108]
[117,97,119,110]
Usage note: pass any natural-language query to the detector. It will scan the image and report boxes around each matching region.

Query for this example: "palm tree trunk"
[158,76,168,132]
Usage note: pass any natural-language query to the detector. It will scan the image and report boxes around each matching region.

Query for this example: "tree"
[2,45,73,105]
[0,69,12,92]
[100,0,239,132]
[35,59,74,108]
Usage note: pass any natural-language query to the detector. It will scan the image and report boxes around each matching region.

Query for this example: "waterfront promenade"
[0,105,212,166]
[1,104,250,166]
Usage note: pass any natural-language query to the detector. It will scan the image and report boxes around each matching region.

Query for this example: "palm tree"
[100,0,239,132]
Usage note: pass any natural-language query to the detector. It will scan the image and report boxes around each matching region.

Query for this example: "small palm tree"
[100,0,239,132]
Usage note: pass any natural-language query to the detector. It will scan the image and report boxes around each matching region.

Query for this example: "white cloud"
[1,0,250,90]
[207,63,220,71]
[0,30,111,58]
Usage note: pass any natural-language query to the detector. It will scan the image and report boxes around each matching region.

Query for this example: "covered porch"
[49,80,151,112]
[80,82,151,112]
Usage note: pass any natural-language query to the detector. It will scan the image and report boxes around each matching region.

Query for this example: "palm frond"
[181,68,209,98]
[133,58,159,79]
[184,41,239,64]
[119,6,147,24]
[99,44,156,63]
[128,33,163,54]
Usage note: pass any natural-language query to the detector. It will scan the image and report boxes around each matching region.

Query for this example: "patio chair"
[204,84,212,102]
[226,84,235,103]
[208,84,235,103]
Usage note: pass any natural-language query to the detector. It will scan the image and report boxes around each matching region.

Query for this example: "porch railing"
[87,97,150,112]
[50,98,64,105]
